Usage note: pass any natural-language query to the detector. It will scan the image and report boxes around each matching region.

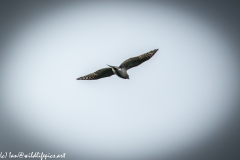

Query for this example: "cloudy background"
[0,1,240,160]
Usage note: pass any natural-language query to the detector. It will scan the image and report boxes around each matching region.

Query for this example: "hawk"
[77,49,158,80]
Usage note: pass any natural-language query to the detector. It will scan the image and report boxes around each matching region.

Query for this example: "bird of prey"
[76,49,158,80]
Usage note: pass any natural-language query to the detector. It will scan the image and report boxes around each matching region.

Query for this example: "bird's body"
[107,65,129,79]
[77,49,158,80]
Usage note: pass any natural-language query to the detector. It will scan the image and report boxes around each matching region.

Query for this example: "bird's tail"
[107,64,119,69]
[107,64,113,68]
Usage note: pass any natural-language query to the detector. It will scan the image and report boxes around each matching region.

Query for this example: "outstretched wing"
[77,67,114,80]
[119,49,158,70]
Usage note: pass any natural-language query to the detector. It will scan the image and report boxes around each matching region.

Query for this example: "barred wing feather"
[119,49,158,70]
[77,67,114,80]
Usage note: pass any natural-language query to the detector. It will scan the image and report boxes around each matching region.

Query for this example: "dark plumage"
[76,67,114,80]
[77,49,158,80]
[120,49,158,70]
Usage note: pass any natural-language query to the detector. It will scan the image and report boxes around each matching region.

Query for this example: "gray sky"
[0,1,240,160]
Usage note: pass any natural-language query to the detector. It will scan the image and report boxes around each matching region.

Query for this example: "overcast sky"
[0,1,240,160]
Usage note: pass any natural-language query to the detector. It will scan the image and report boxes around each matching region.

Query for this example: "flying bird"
[76,49,158,80]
